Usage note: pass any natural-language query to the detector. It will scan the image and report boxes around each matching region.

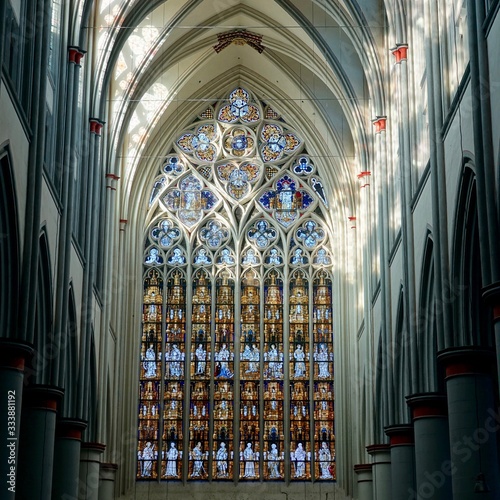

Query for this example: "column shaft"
[52,418,87,499]
[0,341,33,500]
[438,347,500,499]
[79,442,106,500]
[367,444,392,500]
[99,463,118,500]
[385,424,415,500]
[354,464,373,500]
[406,393,452,499]
[16,385,63,499]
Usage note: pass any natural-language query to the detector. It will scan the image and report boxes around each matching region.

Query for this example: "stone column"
[79,442,106,500]
[16,385,64,499]
[354,463,373,500]
[99,463,118,499]
[406,393,452,499]
[0,340,33,499]
[385,424,415,500]
[438,347,500,499]
[366,444,391,500]
[52,418,87,499]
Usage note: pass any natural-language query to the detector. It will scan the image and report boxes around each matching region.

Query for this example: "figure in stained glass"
[168,248,185,265]
[314,248,331,265]
[293,443,306,477]
[242,248,258,265]
[145,247,163,265]
[191,442,205,477]
[243,443,256,477]
[316,344,331,379]
[215,344,233,378]
[267,248,282,265]
[143,345,157,378]
[141,442,155,477]
[166,442,178,477]
[248,220,277,248]
[293,344,306,378]
[318,442,333,478]
[291,248,307,265]
[194,248,212,265]
[296,220,325,249]
[167,344,184,378]
[218,248,235,265]
[195,344,207,375]
[268,443,281,478]
[216,442,228,477]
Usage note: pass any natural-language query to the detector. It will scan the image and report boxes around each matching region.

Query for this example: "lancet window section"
[212,271,236,478]
[138,269,163,479]
[239,270,261,480]
[263,270,285,479]
[289,271,311,480]
[162,271,186,478]
[313,272,335,480]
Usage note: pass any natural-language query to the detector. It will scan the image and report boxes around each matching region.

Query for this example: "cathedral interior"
[1,0,500,499]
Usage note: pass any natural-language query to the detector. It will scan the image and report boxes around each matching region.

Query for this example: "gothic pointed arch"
[452,163,492,347]
[61,285,79,417]
[28,230,53,385]
[0,145,20,339]
[417,233,440,393]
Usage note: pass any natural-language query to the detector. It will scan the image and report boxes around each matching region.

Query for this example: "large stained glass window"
[138,88,335,482]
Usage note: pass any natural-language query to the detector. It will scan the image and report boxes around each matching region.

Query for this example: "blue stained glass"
[266,248,282,265]
[194,248,212,265]
[314,249,331,265]
[181,175,202,191]
[268,135,286,152]
[242,248,259,265]
[232,134,248,150]
[218,88,260,124]
[149,177,166,206]
[200,220,229,248]
[168,248,186,265]
[248,220,277,249]
[293,157,314,176]
[290,248,308,265]
[201,190,218,210]
[259,175,315,228]
[163,157,184,176]
[145,247,163,265]
[151,220,181,248]
[296,221,325,249]
[218,248,235,265]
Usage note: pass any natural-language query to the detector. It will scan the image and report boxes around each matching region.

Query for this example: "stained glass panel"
[139,86,335,483]
[162,272,186,479]
[137,269,163,479]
